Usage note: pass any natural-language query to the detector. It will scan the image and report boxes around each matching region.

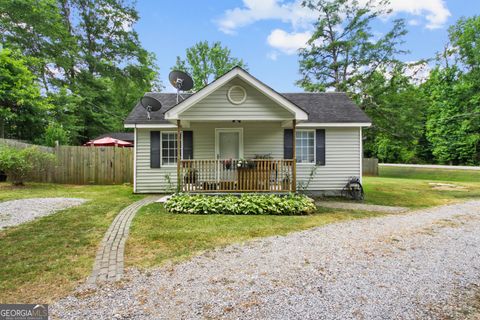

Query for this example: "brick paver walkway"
[88,196,159,284]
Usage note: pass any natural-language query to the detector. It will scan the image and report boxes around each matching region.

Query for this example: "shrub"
[40,123,70,147]
[164,193,316,215]
[0,145,56,185]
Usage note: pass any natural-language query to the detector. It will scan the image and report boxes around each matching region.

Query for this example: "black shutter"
[284,129,293,159]
[183,131,193,159]
[150,131,160,168]
[316,129,325,166]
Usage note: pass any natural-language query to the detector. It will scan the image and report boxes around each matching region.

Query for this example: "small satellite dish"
[169,70,193,103]
[169,70,194,91]
[140,95,162,120]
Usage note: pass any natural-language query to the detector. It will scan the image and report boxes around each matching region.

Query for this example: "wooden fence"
[363,158,379,176]
[0,139,133,184]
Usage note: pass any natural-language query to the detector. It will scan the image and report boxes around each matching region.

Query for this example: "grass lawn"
[0,183,143,304]
[379,166,480,182]
[363,176,480,208]
[126,205,380,268]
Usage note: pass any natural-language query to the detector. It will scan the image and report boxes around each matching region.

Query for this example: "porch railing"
[179,159,295,192]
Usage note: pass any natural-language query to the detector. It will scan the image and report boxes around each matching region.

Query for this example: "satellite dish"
[140,95,162,120]
[169,70,194,91]
[169,70,193,103]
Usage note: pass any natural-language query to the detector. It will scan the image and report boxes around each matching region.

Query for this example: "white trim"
[127,121,371,128]
[124,123,177,129]
[296,129,316,165]
[165,68,308,121]
[173,116,295,121]
[133,127,137,193]
[359,127,363,184]
[227,85,247,104]
[160,131,183,167]
[293,122,372,128]
[215,128,244,159]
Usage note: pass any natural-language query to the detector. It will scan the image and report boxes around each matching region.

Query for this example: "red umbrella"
[84,137,133,147]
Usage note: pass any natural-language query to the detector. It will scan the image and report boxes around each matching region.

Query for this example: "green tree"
[359,64,428,163]
[173,41,247,92]
[449,16,480,71]
[297,0,407,92]
[423,67,480,165]
[423,16,480,165]
[0,48,51,140]
[39,123,70,147]
[0,0,161,143]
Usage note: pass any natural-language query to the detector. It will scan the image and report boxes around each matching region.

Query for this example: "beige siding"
[297,127,361,191]
[180,78,294,120]
[134,126,361,193]
[192,121,284,159]
[135,128,177,193]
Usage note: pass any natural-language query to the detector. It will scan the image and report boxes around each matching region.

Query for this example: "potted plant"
[223,159,233,170]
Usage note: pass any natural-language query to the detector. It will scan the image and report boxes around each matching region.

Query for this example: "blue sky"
[135,0,479,92]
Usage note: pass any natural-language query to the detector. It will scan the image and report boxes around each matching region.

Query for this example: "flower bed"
[164,193,316,215]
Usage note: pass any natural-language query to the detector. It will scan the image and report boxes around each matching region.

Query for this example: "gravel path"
[0,198,87,229]
[53,200,480,320]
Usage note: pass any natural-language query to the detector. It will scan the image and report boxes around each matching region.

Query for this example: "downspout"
[133,124,137,193]
[292,119,297,193]
[176,119,181,193]
[359,127,363,184]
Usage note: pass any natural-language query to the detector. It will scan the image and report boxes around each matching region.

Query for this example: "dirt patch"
[429,183,468,191]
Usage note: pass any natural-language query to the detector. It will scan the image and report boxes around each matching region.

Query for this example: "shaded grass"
[0,183,143,303]
[379,166,480,182]
[363,176,480,208]
[126,204,382,269]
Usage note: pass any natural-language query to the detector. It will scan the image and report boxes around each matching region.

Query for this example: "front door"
[216,128,242,159]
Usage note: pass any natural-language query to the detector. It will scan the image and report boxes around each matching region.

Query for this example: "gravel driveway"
[0,198,87,229]
[53,200,480,320]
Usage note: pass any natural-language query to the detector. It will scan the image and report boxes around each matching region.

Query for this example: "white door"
[216,129,242,159]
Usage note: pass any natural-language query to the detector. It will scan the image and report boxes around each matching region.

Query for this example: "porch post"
[292,119,296,193]
[177,119,181,193]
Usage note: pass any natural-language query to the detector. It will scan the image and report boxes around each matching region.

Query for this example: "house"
[124,67,371,194]
[93,132,134,144]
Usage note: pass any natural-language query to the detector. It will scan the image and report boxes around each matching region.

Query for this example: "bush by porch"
[164,193,316,215]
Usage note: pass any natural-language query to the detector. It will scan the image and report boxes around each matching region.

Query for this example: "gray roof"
[94,132,134,142]
[124,92,370,124]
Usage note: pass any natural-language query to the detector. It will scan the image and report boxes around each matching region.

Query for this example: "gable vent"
[227,85,247,105]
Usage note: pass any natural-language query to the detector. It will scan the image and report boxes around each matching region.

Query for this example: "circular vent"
[227,85,247,105]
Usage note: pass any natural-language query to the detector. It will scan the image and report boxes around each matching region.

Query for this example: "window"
[161,132,178,165]
[296,130,315,163]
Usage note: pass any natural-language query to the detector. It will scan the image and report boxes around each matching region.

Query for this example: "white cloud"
[267,29,312,55]
[217,0,451,56]
[387,0,450,29]
[217,0,451,33]
[216,0,316,35]
[404,61,431,84]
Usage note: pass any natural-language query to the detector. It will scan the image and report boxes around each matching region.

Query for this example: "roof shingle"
[124,92,370,124]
